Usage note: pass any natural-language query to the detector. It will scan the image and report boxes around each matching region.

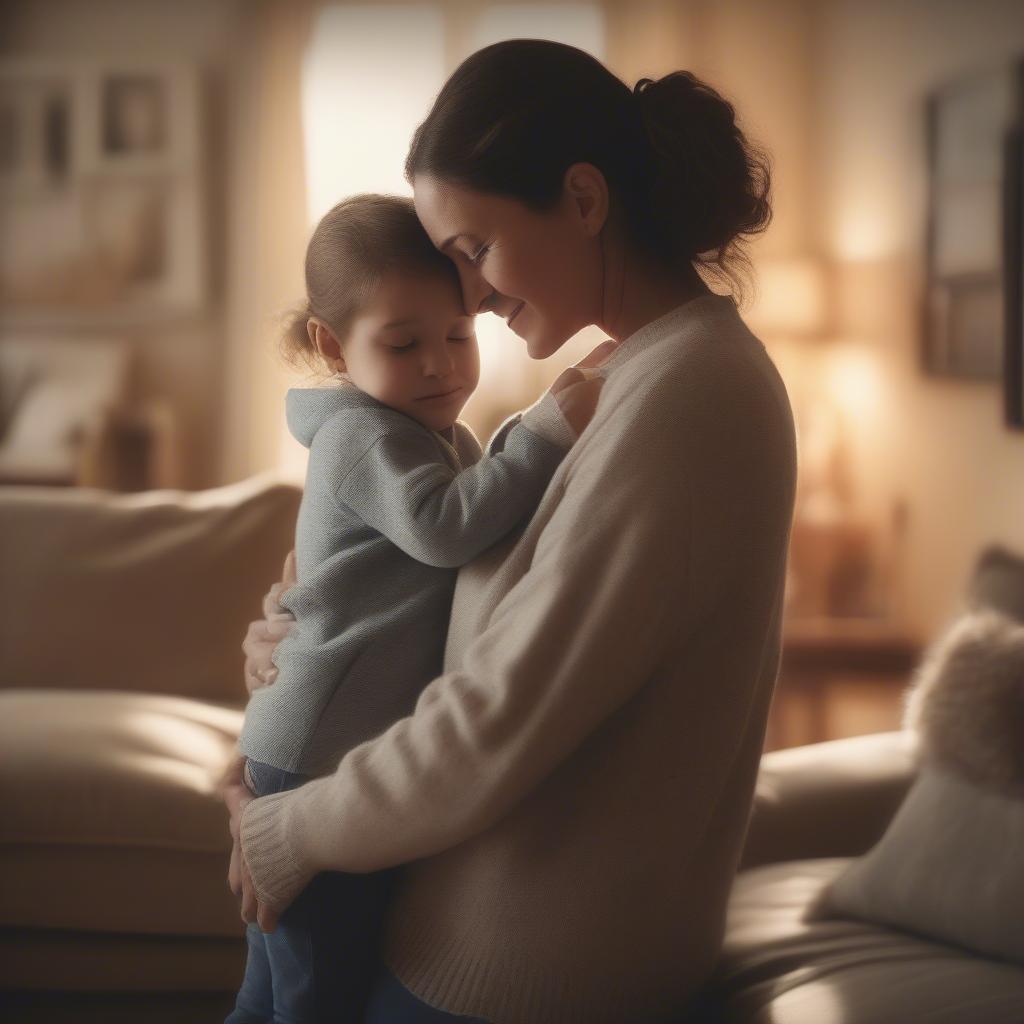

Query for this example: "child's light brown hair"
[282,193,460,374]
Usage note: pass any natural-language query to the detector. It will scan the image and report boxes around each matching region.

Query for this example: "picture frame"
[923,61,1023,382]
[102,74,166,157]
[0,59,204,327]
[1005,118,1024,429]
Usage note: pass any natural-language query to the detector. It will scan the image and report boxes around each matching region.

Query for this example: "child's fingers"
[575,338,618,369]
[555,377,605,436]
[548,366,585,395]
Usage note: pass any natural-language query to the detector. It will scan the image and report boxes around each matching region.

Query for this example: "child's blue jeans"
[224,758,399,1024]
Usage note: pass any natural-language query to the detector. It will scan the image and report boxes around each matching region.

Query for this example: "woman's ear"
[307,318,346,373]
[563,162,609,238]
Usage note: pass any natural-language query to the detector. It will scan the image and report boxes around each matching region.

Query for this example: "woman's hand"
[242,550,298,693]
[220,753,281,933]
[549,338,618,437]
[225,550,298,931]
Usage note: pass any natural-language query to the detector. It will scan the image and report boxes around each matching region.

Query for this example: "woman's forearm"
[240,440,688,909]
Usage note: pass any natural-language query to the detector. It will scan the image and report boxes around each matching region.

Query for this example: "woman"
[224,39,796,1024]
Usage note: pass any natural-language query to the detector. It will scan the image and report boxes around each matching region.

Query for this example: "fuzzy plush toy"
[903,609,1024,800]
[812,551,1024,966]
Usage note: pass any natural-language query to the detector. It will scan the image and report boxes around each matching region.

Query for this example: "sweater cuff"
[517,389,575,450]
[239,790,314,913]
[485,411,523,456]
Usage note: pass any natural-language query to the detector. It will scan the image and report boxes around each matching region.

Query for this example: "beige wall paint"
[6,0,1020,638]
[812,0,1024,637]
[220,2,311,487]
[605,0,816,261]
[0,0,245,489]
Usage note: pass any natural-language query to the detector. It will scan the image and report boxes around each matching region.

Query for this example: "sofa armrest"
[0,474,301,705]
[738,730,919,870]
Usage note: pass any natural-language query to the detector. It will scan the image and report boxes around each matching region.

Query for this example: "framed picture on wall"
[102,74,166,156]
[1006,119,1024,429]
[924,61,1024,381]
[0,59,204,327]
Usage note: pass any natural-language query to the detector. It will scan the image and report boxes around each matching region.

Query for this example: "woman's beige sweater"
[241,294,797,1024]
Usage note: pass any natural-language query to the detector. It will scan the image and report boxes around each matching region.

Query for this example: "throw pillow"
[810,609,1024,965]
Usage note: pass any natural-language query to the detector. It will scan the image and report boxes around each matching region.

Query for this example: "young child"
[226,194,581,1024]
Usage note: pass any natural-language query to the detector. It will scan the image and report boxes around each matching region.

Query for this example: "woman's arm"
[239,431,690,914]
[223,550,297,930]
[230,342,617,925]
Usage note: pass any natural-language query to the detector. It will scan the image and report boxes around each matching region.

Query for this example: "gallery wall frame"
[923,60,1023,384]
[0,59,205,327]
[1005,118,1024,429]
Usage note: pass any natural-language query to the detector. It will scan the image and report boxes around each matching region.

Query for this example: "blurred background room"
[2,0,1024,1019]
[4,0,1023,746]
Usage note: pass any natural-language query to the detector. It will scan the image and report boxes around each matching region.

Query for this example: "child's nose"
[423,345,455,377]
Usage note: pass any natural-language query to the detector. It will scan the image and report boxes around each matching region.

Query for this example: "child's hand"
[549,339,618,437]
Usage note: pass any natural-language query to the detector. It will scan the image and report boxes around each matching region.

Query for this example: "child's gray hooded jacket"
[238,384,573,776]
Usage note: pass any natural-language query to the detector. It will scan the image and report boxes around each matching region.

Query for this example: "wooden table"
[766,618,922,751]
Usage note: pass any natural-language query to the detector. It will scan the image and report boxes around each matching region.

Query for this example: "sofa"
[1,478,1021,1023]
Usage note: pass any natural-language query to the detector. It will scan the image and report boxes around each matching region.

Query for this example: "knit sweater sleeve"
[337,391,572,569]
[240,425,691,911]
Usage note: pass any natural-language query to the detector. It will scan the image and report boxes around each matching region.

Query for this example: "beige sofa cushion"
[0,474,300,705]
[740,731,918,870]
[0,689,245,939]
[709,859,1024,1023]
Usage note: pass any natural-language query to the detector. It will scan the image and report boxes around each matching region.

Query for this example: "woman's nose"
[457,264,495,315]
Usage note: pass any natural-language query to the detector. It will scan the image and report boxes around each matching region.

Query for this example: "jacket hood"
[285,386,381,448]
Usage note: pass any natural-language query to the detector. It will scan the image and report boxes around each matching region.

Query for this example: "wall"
[219,1,311,488]
[811,0,1024,637]
[7,0,1020,634]
[0,0,245,489]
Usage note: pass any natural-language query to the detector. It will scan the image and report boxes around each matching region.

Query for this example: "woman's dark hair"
[282,193,458,373]
[405,40,772,299]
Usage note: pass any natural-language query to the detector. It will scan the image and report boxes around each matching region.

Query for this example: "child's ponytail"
[279,194,458,378]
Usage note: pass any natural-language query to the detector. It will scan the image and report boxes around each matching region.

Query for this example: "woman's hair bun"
[633,71,772,297]
[406,40,771,299]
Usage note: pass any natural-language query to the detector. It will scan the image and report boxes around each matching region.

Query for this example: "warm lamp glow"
[290,2,612,456]
[301,4,446,224]
[822,343,884,421]
[747,257,829,338]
